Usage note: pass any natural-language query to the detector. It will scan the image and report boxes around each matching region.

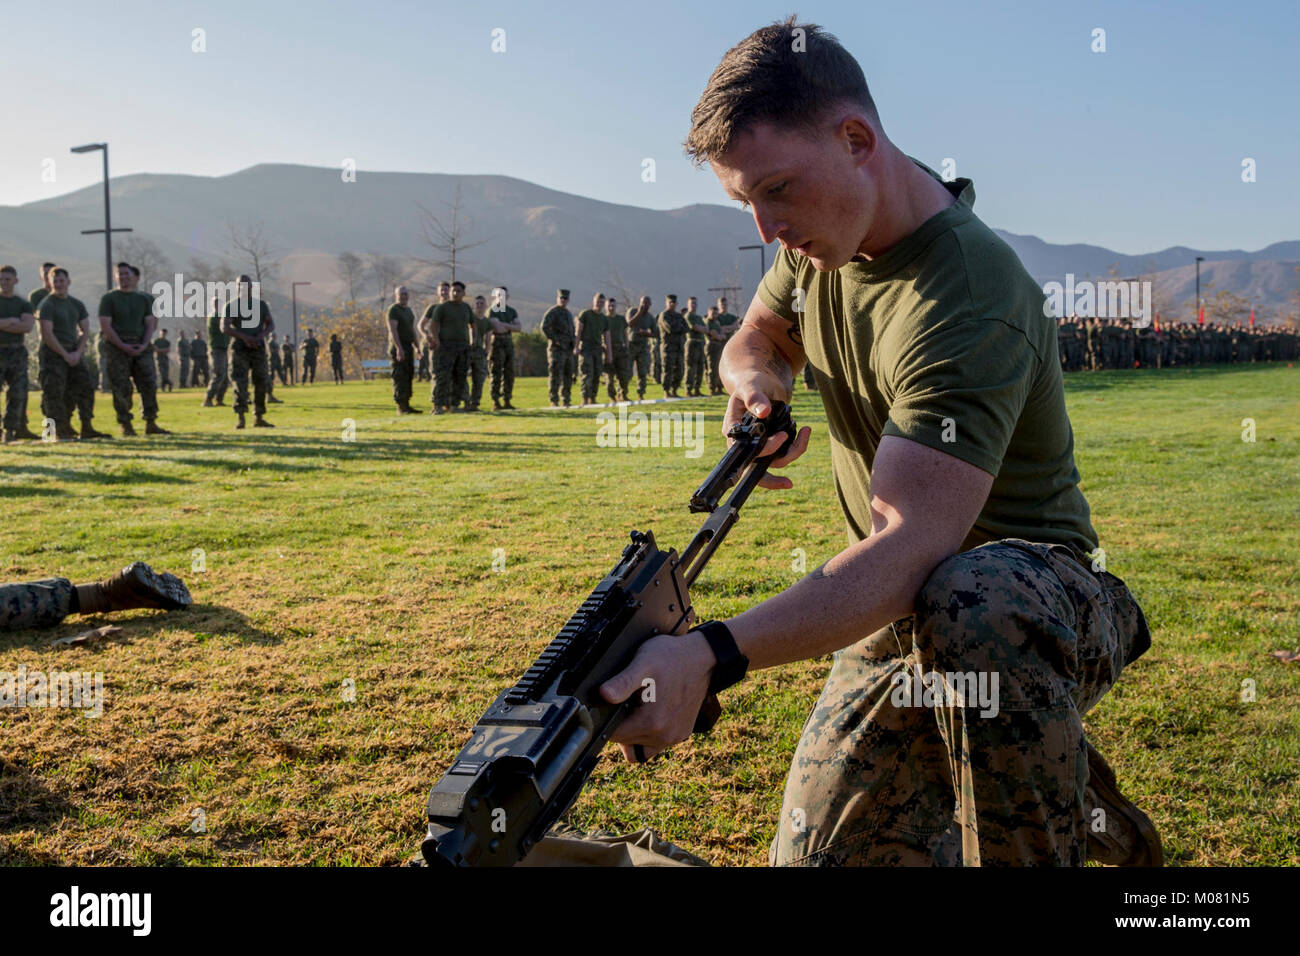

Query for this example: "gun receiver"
[422,402,796,867]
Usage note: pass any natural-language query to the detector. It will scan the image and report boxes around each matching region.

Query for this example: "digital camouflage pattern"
[0,346,29,432]
[771,538,1149,867]
[0,577,75,631]
[105,344,160,425]
[231,343,270,417]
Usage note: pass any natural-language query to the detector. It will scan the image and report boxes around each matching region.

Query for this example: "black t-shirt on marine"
[757,163,1098,555]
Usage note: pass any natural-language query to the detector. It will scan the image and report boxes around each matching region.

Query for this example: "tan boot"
[1084,741,1163,866]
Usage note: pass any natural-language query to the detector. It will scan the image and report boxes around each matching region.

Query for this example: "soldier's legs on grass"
[106,347,136,424]
[771,538,1147,867]
[131,349,160,422]
[37,349,71,428]
[391,345,414,408]
[0,577,75,631]
[0,346,28,433]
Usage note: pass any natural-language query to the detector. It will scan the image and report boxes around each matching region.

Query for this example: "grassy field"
[1,363,1297,866]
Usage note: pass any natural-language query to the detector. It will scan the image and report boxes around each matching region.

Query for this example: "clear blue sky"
[5,0,1296,253]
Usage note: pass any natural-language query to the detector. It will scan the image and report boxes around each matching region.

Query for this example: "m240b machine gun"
[422,402,797,867]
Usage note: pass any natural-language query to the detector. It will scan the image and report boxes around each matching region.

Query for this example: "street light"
[739,244,767,280]
[70,142,132,292]
[1195,256,1205,324]
[292,282,311,344]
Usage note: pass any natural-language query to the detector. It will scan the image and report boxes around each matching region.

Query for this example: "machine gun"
[421,402,797,867]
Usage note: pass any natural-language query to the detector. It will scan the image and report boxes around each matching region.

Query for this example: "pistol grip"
[693,693,722,734]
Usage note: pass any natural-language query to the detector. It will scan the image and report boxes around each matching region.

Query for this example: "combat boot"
[1,429,13,444]
[145,420,171,435]
[1084,741,1163,866]
[120,421,137,437]
[236,413,246,429]
[76,561,192,615]
[503,401,515,409]
[201,399,214,407]
[80,423,113,440]
[14,424,41,440]
[254,416,274,427]
[55,421,79,441]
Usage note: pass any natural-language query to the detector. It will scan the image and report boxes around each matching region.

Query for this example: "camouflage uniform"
[154,335,172,389]
[488,305,518,407]
[468,310,492,410]
[0,345,29,434]
[576,308,607,405]
[0,577,75,631]
[684,311,707,395]
[178,335,191,388]
[658,307,688,395]
[230,343,269,418]
[105,346,160,426]
[605,309,632,402]
[771,538,1149,866]
[38,346,93,430]
[541,303,576,406]
[627,309,655,399]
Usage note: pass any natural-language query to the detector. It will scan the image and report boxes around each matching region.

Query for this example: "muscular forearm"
[718,324,797,399]
[726,524,944,671]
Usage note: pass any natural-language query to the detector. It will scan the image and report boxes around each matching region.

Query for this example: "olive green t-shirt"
[431,301,472,346]
[37,294,88,351]
[757,167,1097,554]
[470,312,493,350]
[208,311,230,350]
[488,305,518,338]
[607,311,629,351]
[387,303,416,344]
[658,309,687,340]
[0,294,34,347]
[576,309,607,347]
[98,289,151,344]
[684,311,706,341]
[29,288,50,310]
[716,311,739,337]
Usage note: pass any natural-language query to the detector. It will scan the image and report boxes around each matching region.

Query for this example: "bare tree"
[413,183,485,285]
[605,262,648,313]
[225,221,281,286]
[336,251,365,304]
[369,253,404,305]
[117,236,174,286]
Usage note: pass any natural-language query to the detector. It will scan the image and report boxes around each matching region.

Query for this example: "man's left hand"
[600,630,716,763]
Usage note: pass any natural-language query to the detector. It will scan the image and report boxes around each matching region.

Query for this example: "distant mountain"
[1,164,1296,331]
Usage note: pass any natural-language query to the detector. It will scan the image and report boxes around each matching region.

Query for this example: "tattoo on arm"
[787,325,803,347]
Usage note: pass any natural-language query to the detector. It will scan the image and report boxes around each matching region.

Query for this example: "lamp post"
[292,281,311,345]
[739,244,767,281]
[1195,256,1205,324]
[70,143,132,292]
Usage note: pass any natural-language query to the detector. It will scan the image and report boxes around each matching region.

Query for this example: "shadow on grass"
[0,603,279,651]
[143,433,560,462]
[0,757,76,839]
[0,462,191,485]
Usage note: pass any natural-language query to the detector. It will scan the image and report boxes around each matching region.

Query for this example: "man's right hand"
[722,381,811,490]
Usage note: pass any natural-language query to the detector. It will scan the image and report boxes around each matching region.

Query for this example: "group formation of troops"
[0,261,352,442]
[537,290,742,407]
[1055,316,1299,371]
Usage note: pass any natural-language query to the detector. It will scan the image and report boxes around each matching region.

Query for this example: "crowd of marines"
[0,261,351,442]
[1055,316,1299,371]
[535,288,743,408]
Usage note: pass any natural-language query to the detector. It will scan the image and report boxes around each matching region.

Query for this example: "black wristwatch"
[696,620,749,694]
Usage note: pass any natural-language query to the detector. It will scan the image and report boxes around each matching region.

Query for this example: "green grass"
[1,364,1297,865]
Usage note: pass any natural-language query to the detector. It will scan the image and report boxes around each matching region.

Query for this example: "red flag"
[1249,307,1256,327]
[1198,307,1205,325]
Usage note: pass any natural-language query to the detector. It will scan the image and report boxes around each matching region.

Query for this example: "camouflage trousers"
[38,346,93,428]
[179,356,190,388]
[433,342,469,409]
[629,340,652,398]
[660,339,684,393]
[230,344,269,417]
[489,337,515,404]
[686,339,705,392]
[303,355,316,384]
[0,577,74,631]
[190,353,210,388]
[547,344,575,405]
[390,341,415,407]
[156,353,171,388]
[651,337,661,383]
[106,343,159,424]
[468,346,488,408]
[606,349,631,402]
[205,349,229,405]
[579,346,604,403]
[0,345,29,432]
[707,341,725,393]
[772,539,1148,867]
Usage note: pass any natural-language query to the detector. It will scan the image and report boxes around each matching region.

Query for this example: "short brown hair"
[0,265,15,276]
[684,16,877,166]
